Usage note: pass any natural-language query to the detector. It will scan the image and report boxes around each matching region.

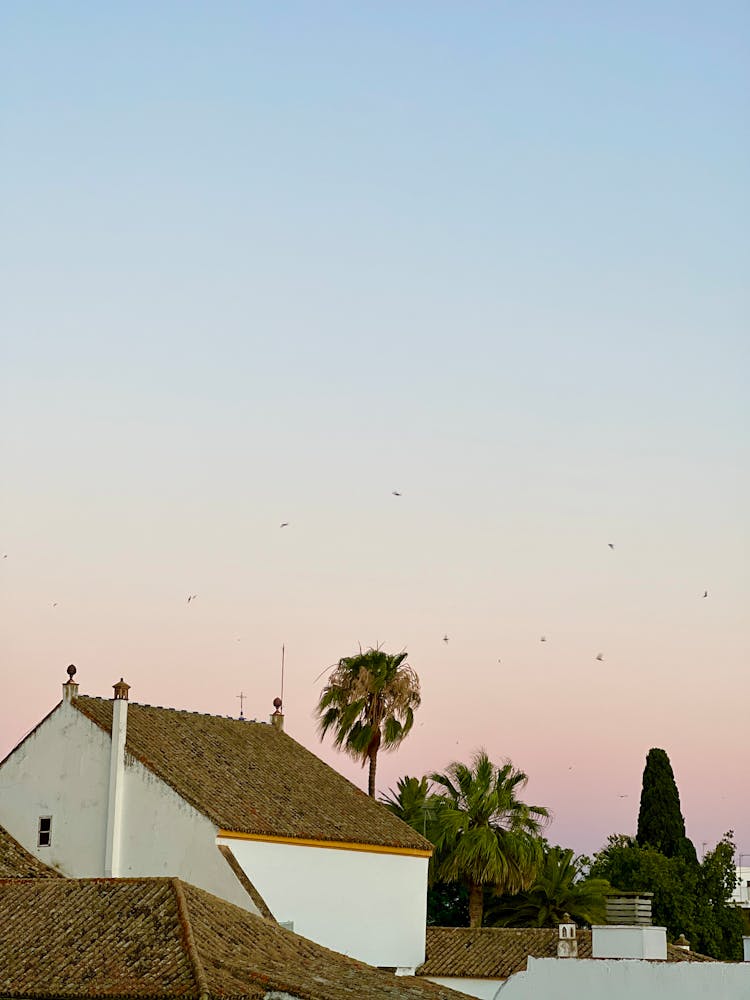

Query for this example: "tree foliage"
[636,748,696,863]
[380,775,432,837]
[315,647,420,797]
[485,846,611,928]
[429,750,550,927]
[590,831,743,960]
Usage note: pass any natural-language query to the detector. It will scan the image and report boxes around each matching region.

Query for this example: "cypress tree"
[636,748,697,863]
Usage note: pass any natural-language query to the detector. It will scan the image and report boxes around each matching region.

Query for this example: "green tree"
[316,647,420,797]
[636,748,697,863]
[590,831,743,960]
[485,846,611,927]
[380,775,432,836]
[429,750,550,928]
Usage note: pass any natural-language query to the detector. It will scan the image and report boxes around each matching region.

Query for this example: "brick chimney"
[62,664,79,702]
[104,678,129,877]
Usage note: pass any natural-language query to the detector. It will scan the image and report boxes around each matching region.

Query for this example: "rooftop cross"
[237,691,246,721]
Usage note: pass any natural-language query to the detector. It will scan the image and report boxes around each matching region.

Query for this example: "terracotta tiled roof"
[72,695,431,852]
[0,824,60,878]
[418,927,715,978]
[0,877,470,1000]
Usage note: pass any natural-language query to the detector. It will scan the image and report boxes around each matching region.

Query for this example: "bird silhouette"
[52,602,58,608]
[540,636,547,643]
[595,653,604,662]
[280,522,289,528]
[702,590,709,598]
[608,543,615,549]
[443,634,449,644]
[392,491,402,497]
[187,594,197,604]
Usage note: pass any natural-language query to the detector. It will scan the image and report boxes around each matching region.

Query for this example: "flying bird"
[702,590,709,598]
[280,522,289,528]
[442,634,449,644]
[608,543,615,550]
[540,636,547,643]
[595,653,604,662]
[187,594,197,604]
[52,602,58,608]
[392,491,402,497]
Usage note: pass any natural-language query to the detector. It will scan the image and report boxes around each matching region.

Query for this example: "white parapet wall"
[497,957,750,1000]
[592,924,667,960]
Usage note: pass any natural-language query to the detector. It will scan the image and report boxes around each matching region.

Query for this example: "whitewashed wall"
[496,957,750,1000]
[0,699,258,913]
[219,834,429,967]
[0,700,110,876]
[118,752,257,912]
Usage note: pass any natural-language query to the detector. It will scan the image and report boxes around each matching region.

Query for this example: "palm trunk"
[367,729,381,798]
[468,882,484,928]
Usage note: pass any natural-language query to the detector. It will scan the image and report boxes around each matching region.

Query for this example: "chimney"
[605,892,653,926]
[104,678,129,877]
[62,664,79,702]
[557,914,578,958]
[592,924,667,961]
[270,697,284,732]
[674,934,690,952]
[743,937,750,962]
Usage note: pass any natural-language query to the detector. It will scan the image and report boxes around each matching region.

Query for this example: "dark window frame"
[38,816,52,847]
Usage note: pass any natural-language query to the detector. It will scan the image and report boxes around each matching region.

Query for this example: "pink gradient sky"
[1,3,748,860]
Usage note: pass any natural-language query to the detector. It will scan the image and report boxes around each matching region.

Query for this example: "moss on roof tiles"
[73,696,431,852]
[0,824,61,878]
[0,878,469,1000]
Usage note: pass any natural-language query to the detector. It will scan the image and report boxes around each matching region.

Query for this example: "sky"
[1,2,748,860]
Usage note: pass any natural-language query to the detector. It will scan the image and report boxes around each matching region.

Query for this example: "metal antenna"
[280,644,285,704]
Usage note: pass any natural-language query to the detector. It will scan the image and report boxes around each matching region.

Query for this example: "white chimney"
[104,678,130,877]
[557,914,578,958]
[592,925,667,961]
[743,937,750,962]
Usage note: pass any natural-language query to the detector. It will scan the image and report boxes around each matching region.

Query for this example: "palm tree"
[485,846,611,927]
[429,750,550,927]
[315,647,420,797]
[380,775,432,836]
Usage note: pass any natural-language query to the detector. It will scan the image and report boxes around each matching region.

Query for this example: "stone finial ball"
[67,664,77,679]
[273,697,282,709]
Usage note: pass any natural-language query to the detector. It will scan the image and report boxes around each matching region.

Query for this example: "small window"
[38,816,52,847]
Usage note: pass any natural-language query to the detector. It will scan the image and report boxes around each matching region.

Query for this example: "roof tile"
[418,927,716,978]
[0,878,469,1000]
[0,824,61,879]
[73,696,430,852]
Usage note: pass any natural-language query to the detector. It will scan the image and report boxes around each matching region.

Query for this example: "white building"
[0,668,431,968]
[731,866,750,908]
[417,924,750,1000]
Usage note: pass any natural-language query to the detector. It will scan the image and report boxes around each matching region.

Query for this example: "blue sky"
[2,2,748,856]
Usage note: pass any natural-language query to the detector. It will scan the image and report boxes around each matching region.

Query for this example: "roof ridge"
[171,878,211,999]
[74,694,270,725]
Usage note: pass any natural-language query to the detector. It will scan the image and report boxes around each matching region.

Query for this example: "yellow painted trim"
[217,829,432,858]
